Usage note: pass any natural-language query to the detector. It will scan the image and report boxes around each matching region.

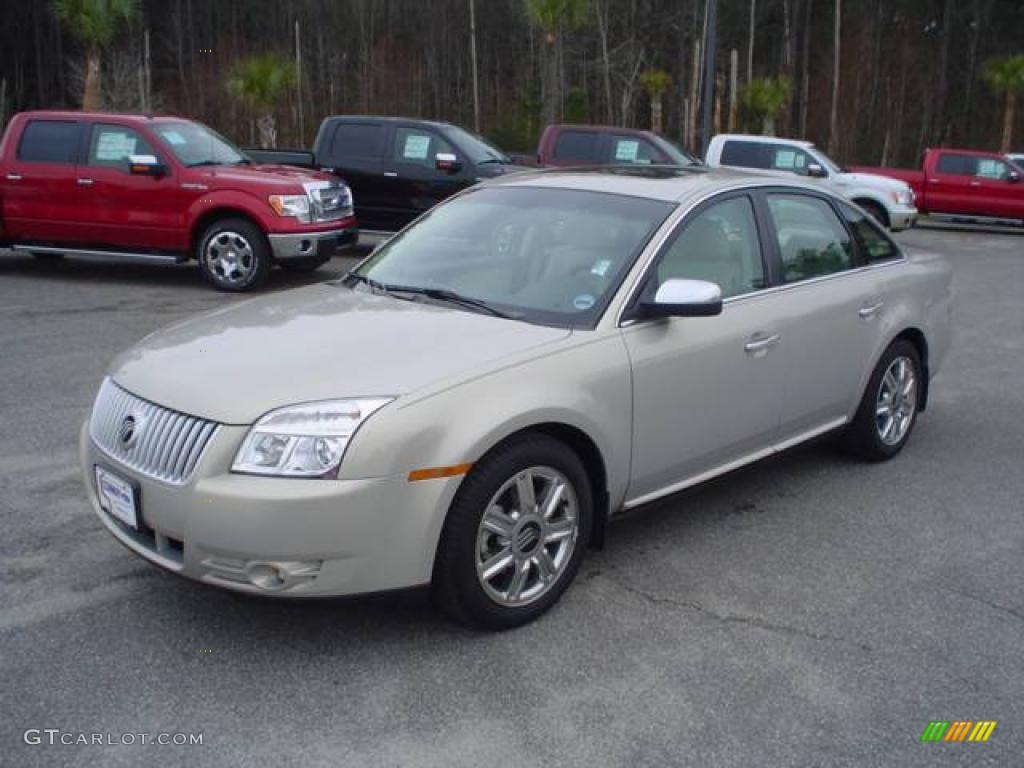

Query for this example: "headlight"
[232,398,393,478]
[891,188,914,206]
[268,194,312,223]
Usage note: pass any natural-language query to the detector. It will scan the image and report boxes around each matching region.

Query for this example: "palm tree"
[639,69,672,134]
[983,55,1024,153]
[226,55,297,148]
[53,0,138,111]
[741,77,793,135]
[526,0,588,126]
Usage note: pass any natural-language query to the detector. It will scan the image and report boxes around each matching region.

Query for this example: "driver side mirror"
[128,154,166,177]
[435,152,462,174]
[807,163,827,178]
[638,278,723,318]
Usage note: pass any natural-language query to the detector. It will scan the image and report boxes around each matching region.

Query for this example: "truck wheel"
[279,254,331,273]
[432,434,592,629]
[197,218,271,292]
[858,200,891,229]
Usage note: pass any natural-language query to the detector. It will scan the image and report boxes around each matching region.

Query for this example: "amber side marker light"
[408,463,473,482]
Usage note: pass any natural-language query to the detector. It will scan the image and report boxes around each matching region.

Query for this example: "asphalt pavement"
[0,224,1021,767]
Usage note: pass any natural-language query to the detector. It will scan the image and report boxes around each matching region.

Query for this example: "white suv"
[706,134,917,231]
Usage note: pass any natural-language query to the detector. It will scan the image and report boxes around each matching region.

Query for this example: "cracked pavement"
[1,225,1022,766]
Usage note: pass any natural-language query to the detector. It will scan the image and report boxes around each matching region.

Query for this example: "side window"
[719,140,766,168]
[16,120,83,164]
[654,196,765,299]
[553,131,599,162]
[766,194,854,283]
[393,127,454,167]
[839,202,901,264]
[975,158,1012,180]
[768,146,815,175]
[610,136,662,164]
[88,125,157,170]
[936,153,976,176]
[329,123,384,160]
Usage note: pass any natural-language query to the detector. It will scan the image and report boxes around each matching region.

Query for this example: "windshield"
[655,136,702,166]
[810,145,844,174]
[444,125,511,164]
[351,186,673,328]
[152,121,248,166]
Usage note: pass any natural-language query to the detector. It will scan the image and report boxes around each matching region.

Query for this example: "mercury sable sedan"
[81,167,952,628]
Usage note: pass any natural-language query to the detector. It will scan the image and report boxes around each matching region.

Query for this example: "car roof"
[16,110,179,123]
[485,165,827,204]
[323,115,454,130]
[546,123,657,136]
[712,133,815,149]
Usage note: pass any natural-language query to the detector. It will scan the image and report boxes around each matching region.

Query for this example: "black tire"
[432,434,593,630]
[32,252,64,260]
[857,200,891,230]
[196,217,271,292]
[844,339,922,461]
[278,254,331,273]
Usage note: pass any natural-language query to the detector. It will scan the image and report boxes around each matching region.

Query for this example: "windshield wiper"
[186,160,224,168]
[343,272,387,293]
[384,284,519,319]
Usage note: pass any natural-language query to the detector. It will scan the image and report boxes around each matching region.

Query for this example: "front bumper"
[268,222,359,261]
[888,204,918,231]
[80,421,460,597]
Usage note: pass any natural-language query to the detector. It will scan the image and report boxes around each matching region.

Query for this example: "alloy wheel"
[875,355,917,445]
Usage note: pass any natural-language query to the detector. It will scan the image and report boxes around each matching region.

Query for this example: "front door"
[380,125,469,231]
[972,156,1024,220]
[623,194,787,502]
[74,123,182,250]
[1,118,85,243]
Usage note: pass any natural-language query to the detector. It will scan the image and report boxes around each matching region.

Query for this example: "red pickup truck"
[0,111,357,291]
[852,148,1024,226]
[523,124,701,168]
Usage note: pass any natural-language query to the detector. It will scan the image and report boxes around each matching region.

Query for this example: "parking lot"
[0,224,1021,766]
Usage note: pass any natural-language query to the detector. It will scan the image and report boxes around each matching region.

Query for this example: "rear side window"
[766,194,853,283]
[839,202,901,263]
[17,120,83,164]
[936,153,975,176]
[329,123,384,159]
[719,140,767,168]
[553,131,600,162]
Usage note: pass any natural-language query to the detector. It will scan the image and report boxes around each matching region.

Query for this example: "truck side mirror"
[129,154,166,177]
[807,163,827,178]
[435,153,462,174]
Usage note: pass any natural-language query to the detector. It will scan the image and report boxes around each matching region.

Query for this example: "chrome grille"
[89,378,219,485]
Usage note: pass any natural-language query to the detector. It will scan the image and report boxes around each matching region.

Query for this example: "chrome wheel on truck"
[197,218,271,292]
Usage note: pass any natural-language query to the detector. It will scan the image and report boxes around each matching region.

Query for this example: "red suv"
[0,111,358,291]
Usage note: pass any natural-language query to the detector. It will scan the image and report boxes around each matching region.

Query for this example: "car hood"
[835,171,911,193]
[198,163,337,190]
[108,285,571,424]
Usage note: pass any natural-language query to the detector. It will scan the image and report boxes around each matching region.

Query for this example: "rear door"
[318,120,391,231]
[1,119,86,242]
[380,124,470,231]
[926,152,978,216]
[74,123,182,250]
[972,156,1024,220]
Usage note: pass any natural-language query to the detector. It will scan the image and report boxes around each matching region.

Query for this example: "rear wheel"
[844,339,922,461]
[278,254,331,273]
[196,218,270,292]
[432,435,592,629]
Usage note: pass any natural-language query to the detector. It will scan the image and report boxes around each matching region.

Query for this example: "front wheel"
[196,218,271,292]
[857,200,891,230]
[844,339,922,461]
[432,435,592,629]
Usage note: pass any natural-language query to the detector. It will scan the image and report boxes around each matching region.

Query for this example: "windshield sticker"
[573,294,596,311]
[590,259,612,277]
[403,134,431,160]
[96,132,137,160]
[615,140,639,162]
[161,130,187,146]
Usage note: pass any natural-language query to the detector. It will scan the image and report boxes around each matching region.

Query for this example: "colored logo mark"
[921,721,997,742]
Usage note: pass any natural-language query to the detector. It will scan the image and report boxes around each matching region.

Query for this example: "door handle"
[858,301,884,319]
[5,173,22,181]
[383,172,398,177]
[969,181,982,187]
[77,178,95,186]
[744,333,781,354]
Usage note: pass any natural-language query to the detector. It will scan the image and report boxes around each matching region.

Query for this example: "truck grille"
[89,378,219,485]
[307,182,353,222]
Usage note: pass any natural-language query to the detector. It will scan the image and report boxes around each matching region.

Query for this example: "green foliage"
[226,55,297,112]
[740,76,793,133]
[983,55,1024,95]
[525,0,589,33]
[639,69,672,98]
[52,0,137,48]
[564,87,588,123]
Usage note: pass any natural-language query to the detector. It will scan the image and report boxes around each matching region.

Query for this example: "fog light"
[240,559,323,591]
[247,563,286,590]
